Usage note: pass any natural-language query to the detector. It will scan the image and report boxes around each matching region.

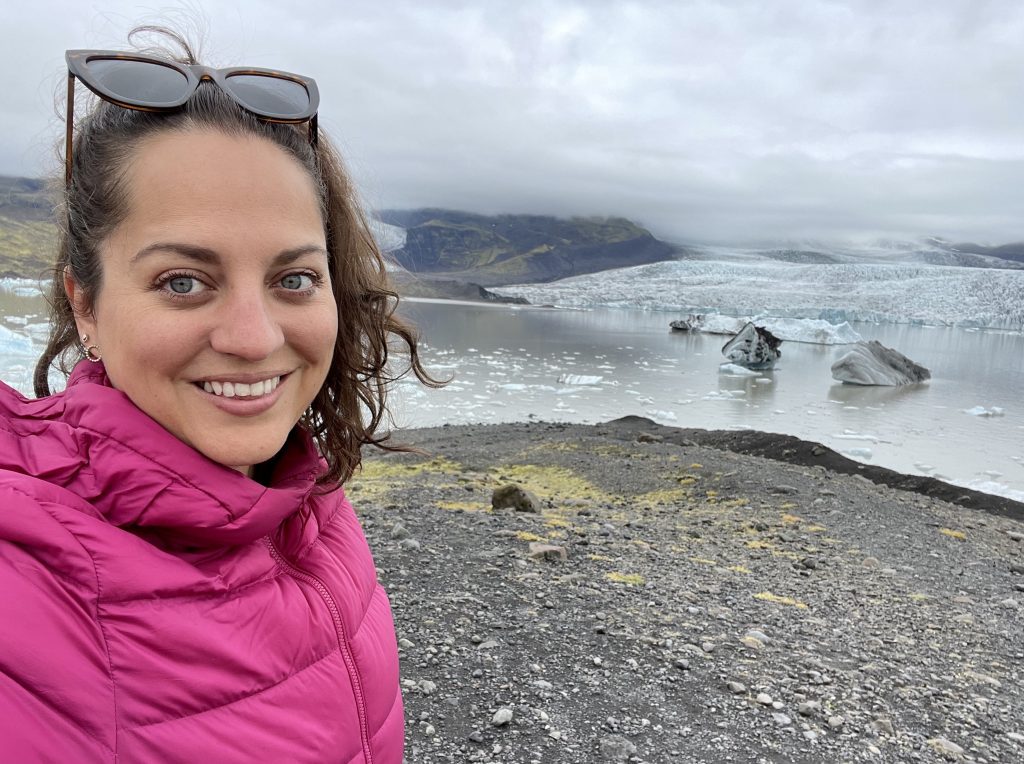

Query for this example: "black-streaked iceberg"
[831,341,930,386]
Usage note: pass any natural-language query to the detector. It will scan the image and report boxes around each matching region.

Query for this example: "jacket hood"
[0,361,323,546]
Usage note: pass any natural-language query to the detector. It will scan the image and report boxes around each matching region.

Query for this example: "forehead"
[110,128,324,256]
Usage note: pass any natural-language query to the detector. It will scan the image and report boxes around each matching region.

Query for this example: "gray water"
[2,288,1021,500]
[392,300,1023,501]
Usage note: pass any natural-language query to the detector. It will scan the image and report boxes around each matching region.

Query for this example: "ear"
[64,267,97,341]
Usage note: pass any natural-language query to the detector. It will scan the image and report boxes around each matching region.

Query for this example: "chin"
[198,437,290,474]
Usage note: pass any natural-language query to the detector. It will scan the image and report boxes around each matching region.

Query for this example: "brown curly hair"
[34,27,442,486]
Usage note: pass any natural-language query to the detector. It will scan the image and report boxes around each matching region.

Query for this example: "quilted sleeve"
[0,484,115,762]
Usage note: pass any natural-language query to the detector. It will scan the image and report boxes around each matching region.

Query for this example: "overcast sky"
[3,0,1023,245]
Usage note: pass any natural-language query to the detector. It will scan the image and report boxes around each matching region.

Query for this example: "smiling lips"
[200,375,282,399]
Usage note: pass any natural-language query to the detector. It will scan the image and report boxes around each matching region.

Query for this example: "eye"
[168,276,203,294]
[278,272,317,291]
[157,272,209,297]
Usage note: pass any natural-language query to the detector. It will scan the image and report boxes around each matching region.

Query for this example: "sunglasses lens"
[86,58,191,106]
[224,74,311,119]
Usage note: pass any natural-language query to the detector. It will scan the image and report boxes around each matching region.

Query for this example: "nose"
[208,290,285,361]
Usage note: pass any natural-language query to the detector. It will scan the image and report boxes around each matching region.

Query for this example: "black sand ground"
[351,419,1024,764]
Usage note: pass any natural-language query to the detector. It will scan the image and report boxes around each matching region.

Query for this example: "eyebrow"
[129,242,329,267]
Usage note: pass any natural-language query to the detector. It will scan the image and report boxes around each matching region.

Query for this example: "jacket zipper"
[266,538,373,764]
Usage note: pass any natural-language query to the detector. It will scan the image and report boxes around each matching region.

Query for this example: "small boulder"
[831,340,930,386]
[528,542,567,562]
[492,484,541,513]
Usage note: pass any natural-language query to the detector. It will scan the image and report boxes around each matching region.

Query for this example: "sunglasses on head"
[64,49,320,187]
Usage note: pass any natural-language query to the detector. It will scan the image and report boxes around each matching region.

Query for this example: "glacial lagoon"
[2,283,1021,502]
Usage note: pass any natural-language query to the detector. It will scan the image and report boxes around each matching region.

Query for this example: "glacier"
[494,261,1024,331]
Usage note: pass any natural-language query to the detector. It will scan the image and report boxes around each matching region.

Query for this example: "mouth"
[194,374,286,399]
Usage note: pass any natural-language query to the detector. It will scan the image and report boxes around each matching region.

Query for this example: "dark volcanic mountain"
[378,209,682,286]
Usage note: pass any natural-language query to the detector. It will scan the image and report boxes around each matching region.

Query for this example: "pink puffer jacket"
[0,362,403,763]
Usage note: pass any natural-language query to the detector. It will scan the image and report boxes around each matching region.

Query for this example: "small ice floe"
[0,325,35,357]
[556,374,603,386]
[646,409,678,422]
[844,447,873,460]
[831,430,881,443]
[965,406,1005,417]
[703,390,745,401]
[755,377,773,385]
[718,363,760,377]
[953,479,1024,503]
[914,463,936,474]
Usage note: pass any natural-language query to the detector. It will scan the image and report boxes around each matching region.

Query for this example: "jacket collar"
[2,361,324,546]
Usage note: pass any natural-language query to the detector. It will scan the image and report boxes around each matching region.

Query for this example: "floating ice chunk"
[952,479,1024,503]
[703,390,745,400]
[831,430,881,443]
[498,383,528,391]
[0,325,34,356]
[718,363,760,377]
[755,378,773,384]
[646,409,678,422]
[756,317,862,345]
[965,406,1005,417]
[844,447,873,460]
[556,374,603,385]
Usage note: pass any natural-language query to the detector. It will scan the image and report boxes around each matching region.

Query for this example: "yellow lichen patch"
[690,557,717,566]
[588,554,614,562]
[754,592,808,609]
[745,539,775,550]
[781,513,801,524]
[804,525,827,533]
[491,464,615,503]
[605,572,645,586]
[769,550,800,561]
[359,456,463,479]
[543,516,572,529]
[728,565,752,574]
[547,529,567,539]
[780,502,798,510]
[705,490,718,498]
[910,593,930,601]
[939,528,967,541]
[636,488,693,507]
[436,500,489,512]
[515,531,547,542]
[689,463,703,469]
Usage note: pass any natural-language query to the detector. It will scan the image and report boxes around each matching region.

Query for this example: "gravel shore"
[351,418,1024,764]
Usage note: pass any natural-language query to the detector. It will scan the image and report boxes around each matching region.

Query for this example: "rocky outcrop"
[831,340,931,386]
[721,322,782,369]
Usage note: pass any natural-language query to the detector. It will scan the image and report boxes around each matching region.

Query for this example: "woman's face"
[68,129,338,475]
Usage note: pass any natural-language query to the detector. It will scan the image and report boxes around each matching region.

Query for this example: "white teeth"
[201,376,281,399]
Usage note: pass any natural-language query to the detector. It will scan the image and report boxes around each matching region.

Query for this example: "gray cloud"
[3,0,1024,244]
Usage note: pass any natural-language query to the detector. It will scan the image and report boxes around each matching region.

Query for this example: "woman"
[0,30,434,763]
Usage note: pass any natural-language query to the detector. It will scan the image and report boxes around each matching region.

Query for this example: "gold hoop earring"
[81,333,102,363]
